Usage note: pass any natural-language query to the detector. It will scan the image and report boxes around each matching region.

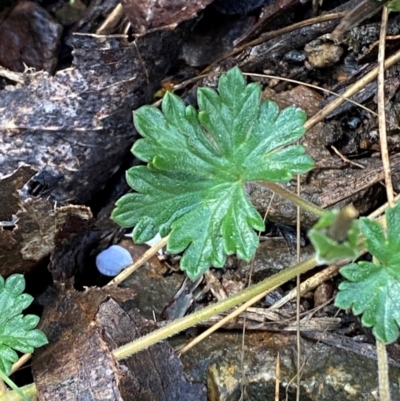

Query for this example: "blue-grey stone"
[96,245,133,276]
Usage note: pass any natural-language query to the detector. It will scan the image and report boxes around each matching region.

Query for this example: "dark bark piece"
[317,153,400,208]
[36,286,135,342]
[0,0,14,12]
[323,62,400,119]
[236,0,299,43]
[180,13,254,67]
[73,0,120,35]
[38,332,125,401]
[212,0,272,14]
[0,31,182,205]
[96,298,207,401]
[0,197,92,277]
[120,0,214,33]
[303,331,400,368]
[50,208,98,282]
[0,1,62,73]
[0,164,117,280]
[33,288,205,401]
[33,287,135,401]
[0,164,36,221]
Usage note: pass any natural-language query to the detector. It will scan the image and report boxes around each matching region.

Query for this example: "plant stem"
[376,340,391,401]
[257,181,325,217]
[112,255,317,360]
[0,376,33,401]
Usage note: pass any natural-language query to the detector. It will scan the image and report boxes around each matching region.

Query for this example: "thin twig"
[376,7,392,401]
[296,175,301,401]
[377,8,394,207]
[244,73,400,130]
[96,3,124,35]
[10,354,31,375]
[275,352,281,401]
[369,193,400,219]
[0,66,24,84]
[268,264,340,310]
[305,48,400,131]
[106,236,169,286]
[331,145,365,169]
[257,181,325,217]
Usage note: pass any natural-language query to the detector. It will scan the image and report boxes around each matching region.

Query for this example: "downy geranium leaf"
[0,274,48,375]
[335,202,400,344]
[112,67,314,280]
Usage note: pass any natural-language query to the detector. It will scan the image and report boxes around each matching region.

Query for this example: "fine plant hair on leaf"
[335,201,400,344]
[112,67,315,280]
[0,273,48,392]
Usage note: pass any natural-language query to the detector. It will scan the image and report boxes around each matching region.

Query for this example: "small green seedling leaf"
[0,274,48,376]
[335,202,400,344]
[308,204,360,264]
[113,67,314,280]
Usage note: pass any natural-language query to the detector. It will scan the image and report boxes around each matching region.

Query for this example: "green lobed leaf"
[386,202,400,266]
[113,67,314,280]
[360,218,388,264]
[0,274,48,375]
[0,346,18,376]
[335,202,400,344]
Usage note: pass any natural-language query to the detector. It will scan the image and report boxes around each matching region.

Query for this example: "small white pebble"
[96,245,133,276]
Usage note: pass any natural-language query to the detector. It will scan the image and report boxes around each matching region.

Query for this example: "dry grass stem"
[377,8,395,207]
